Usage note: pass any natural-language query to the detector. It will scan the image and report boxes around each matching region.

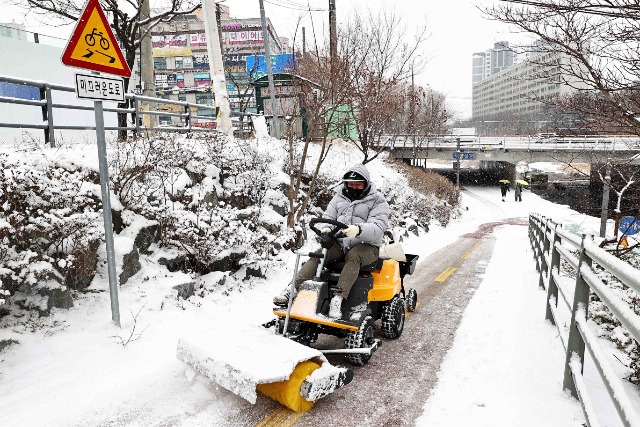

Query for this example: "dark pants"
[293,242,379,297]
[515,193,522,202]
[501,188,507,197]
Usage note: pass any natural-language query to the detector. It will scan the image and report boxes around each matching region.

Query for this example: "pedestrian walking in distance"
[500,182,509,202]
[514,183,523,202]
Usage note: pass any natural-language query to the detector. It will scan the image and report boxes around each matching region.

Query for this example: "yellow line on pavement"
[434,267,457,283]
[256,405,304,427]
[462,251,473,260]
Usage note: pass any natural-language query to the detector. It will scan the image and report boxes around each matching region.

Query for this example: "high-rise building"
[471,43,589,123]
[472,41,516,83]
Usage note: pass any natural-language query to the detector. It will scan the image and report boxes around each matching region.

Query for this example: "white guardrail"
[529,213,640,427]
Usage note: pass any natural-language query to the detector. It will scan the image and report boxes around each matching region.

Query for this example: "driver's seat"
[326,257,384,274]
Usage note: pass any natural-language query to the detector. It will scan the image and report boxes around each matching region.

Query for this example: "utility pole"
[329,0,337,104]
[599,161,612,238]
[302,27,306,57]
[329,0,337,60]
[139,0,155,127]
[410,63,416,162]
[410,62,415,133]
[455,137,461,188]
[203,0,233,139]
[259,0,280,139]
[215,2,224,54]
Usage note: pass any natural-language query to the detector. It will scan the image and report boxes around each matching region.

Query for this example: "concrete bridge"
[383,135,640,165]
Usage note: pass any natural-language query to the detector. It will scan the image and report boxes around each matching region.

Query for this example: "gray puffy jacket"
[323,163,390,251]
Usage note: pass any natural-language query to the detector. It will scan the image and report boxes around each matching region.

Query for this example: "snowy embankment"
[0,135,638,425]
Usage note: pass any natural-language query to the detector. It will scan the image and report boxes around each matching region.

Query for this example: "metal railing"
[0,73,258,146]
[529,213,640,427]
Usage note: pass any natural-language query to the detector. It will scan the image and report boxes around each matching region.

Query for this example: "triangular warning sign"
[61,0,131,77]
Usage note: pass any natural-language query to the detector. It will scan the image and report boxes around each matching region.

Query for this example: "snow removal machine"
[176,218,418,412]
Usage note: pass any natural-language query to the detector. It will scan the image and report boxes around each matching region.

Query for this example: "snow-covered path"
[0,186,628,426]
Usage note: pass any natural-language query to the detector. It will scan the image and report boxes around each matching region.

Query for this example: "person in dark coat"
[515,183,523,202]
[500,182,509,202]
[273,163,390,319]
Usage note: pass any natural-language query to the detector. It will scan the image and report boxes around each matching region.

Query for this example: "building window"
[175,57,183,69]
[194,73,211,87]
[153,57,167,70]
[176,74,185,87]
[196,93,215,116]
[155,74,168,88]
[0,26,13,38]
[178,94,186,102]
[196,93,214,105]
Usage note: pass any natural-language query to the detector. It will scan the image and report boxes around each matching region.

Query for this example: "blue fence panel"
[0,81,40,100]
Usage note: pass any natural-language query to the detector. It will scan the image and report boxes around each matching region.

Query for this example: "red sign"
[61,0,131,77]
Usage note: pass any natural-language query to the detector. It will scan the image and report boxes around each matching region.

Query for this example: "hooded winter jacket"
[323,163,390,250]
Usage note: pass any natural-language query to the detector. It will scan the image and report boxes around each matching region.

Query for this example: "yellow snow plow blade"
[256,360,320,412]
[176,321,352,412]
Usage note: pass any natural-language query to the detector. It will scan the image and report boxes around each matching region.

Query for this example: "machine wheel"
[345,316,376,366]
[381,296,405,339]
[406,288,418,312]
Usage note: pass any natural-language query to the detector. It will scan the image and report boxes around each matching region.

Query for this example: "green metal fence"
[529,213,640,427]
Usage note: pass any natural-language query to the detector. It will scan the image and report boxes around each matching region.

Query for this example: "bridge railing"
[529,213,640,427]
[377,133,640,148]
[0,73,255,146]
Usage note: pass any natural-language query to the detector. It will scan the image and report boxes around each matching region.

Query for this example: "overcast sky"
[2,0,516,119]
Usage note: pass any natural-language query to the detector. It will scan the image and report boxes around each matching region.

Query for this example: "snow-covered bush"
[108,132,282,273]
[0,153,103,305]
[0,130,463,321]
[379,160,460,229]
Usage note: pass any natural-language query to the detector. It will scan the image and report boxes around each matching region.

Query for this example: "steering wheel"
[309,218,348,238]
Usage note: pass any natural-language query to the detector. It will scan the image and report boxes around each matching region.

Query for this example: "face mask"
[345,186,365,200]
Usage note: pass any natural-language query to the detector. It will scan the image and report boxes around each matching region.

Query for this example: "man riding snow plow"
[176,164,418,412]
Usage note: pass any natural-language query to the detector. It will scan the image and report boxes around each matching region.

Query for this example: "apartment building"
[472,45,587,121]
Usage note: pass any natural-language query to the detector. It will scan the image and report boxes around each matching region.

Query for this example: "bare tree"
[278,9,434,226]
[339,9,429,163]
[481,0,640,143]
[280,49,354,228]
[5,0,200,140]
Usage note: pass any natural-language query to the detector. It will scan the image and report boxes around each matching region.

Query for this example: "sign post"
[61,0,132,327]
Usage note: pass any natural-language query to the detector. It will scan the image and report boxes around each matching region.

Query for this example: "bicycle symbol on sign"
[85,28,110,50]
[82,27,116,63]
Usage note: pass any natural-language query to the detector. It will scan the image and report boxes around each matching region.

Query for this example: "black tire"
[381,296,405,339]
[345,316,376,366]
[406,288,417,312]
